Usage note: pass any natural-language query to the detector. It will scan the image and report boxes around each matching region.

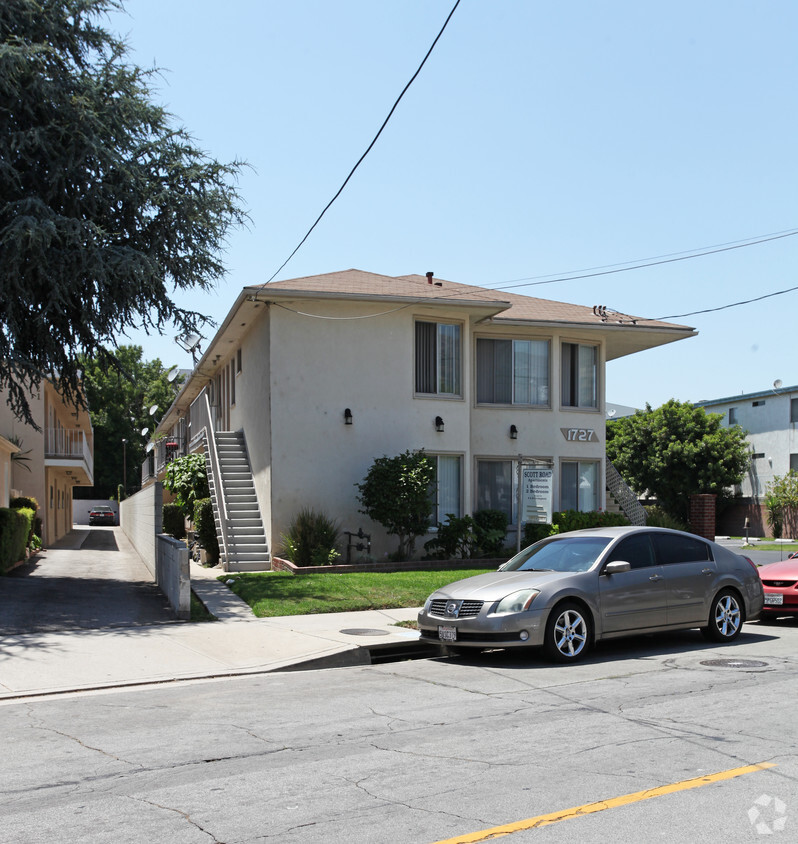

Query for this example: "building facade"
[0,381,94,546]
[696,384,798,534]
[147,270,694,566]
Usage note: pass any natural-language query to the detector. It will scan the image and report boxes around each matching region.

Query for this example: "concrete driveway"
[0,527,176,633]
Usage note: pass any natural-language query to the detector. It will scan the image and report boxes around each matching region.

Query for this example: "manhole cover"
[340,628,390,637]
[700,659,769,669]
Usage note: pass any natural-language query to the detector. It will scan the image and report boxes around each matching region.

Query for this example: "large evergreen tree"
[606,399,750,522]
[0,0,246,427]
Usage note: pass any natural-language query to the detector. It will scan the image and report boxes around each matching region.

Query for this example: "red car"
[758,558,798,616]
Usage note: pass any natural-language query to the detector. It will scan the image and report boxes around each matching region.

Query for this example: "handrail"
[203,390,231,568]
[605,458,647,526]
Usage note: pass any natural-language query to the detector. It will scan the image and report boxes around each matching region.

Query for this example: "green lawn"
[218,569,494,618]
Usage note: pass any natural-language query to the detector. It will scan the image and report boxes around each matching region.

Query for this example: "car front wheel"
[701,589,744,642]
[543,602,591,663]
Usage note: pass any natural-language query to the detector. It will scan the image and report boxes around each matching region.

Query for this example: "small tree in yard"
[162,454,209,520]
[356,450,436,560]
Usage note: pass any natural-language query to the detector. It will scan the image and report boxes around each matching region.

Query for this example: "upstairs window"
[729,407,737,425]
[415,321,461,396]
[561,342,597,408]
[477,338,549,405]
[791,398,798,423]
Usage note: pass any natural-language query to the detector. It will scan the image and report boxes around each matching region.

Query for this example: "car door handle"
[702,568,713,575]
[649,574,664,582]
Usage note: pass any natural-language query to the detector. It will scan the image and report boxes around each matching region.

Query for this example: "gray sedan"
[417,526,764,662]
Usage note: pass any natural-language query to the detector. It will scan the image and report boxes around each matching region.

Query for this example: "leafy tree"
[606,400,749,522]
[80,345,182,498]
[162,453,209,520]
[0,0,247,428]
[356,450,436,560]
[764,472,798,539]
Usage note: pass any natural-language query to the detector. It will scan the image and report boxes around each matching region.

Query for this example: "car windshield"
[500,535,613,573]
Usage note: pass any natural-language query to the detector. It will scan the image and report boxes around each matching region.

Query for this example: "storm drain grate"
[339,628,390,636]
[700,658,769,669]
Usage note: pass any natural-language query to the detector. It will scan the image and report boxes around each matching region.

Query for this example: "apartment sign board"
[522,467,553,524]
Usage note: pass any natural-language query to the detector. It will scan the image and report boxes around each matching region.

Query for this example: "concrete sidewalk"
[0,541,427,701]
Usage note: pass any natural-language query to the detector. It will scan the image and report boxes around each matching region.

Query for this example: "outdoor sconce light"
[510,424,518,439]
[435,415,445,433]
[344,408,353,425]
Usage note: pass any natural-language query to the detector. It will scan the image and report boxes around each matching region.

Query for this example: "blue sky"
[111,0,798,409]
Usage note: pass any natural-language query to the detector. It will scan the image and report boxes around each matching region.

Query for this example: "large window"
[415,321,461,396]
[477,459,516,523]
[476,338,549,405]
[561,342,597,408]
[431,454,462,523]
[560,460,599,512]
[791,399,798,423]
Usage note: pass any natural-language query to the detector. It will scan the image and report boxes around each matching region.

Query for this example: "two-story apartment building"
[0,380,94,546]
[696,384,798,534]
[147,270,695,568]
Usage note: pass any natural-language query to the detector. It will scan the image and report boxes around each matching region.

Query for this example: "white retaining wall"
[120,484,190,619]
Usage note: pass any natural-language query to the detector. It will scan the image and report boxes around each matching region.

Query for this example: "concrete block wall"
[120,484,190,618]
[156,535,190,620]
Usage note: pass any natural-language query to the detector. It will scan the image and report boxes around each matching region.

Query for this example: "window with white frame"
[476,459,516,523]
[476,338,549,405]
[415,321,461,396]
[430,454,462,524]
[560,460,599,512]
[561,342,597,408]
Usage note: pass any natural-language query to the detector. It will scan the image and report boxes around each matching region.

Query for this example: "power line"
[655,284,798,321]
[265,0,462,284]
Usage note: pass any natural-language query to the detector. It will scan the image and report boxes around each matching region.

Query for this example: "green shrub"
[644,506,689,532]
[10,496,38,511]
[472,509,509,555]
[193,498,219,566]
[523,510,629,546]
[162,503,186,539]
[0,507,34,573]
[280,508,340,567]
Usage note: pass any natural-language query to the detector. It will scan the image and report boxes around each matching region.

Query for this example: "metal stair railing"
[203,390,231,568]
[605,458,647,526]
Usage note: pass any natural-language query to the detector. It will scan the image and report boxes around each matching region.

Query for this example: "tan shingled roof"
[252,269,689,330]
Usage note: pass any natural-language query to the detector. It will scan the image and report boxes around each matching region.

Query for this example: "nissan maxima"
[418,526,764,662]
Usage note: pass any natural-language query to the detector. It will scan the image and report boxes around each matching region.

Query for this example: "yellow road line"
[432,762,776,844]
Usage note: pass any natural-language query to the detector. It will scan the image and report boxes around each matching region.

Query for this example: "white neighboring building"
[695,384,798,533]
[146,269,695,567]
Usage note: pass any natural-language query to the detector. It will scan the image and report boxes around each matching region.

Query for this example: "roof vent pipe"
[426,271,434,284]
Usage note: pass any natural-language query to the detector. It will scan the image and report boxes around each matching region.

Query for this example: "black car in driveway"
[88,506,116,526]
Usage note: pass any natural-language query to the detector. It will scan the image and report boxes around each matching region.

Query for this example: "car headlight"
[494,589,540,614]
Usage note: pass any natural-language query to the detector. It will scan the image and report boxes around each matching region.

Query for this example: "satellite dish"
[607,409,617,417]
[167,366,179,383]
[149,405,159,416]
[140,427,149,438]
[175,333,202,353]
[774,379,783,390]
[146,443,154,453]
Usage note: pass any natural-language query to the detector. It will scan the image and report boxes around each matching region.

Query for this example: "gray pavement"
[0,527,424,701]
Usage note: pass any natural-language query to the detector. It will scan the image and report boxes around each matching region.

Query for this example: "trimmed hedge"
[193,498,219,566]
[162,503,186,539]
[10,496,38,512]
[0,507,34,573]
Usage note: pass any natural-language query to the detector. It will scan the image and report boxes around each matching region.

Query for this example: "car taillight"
[741,555,758,572]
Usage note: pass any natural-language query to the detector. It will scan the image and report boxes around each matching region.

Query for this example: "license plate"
[765,593,784,606]
[438,625,457,642]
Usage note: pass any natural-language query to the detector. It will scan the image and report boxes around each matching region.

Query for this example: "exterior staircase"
[605,458,647,526]
[206,431,271,572]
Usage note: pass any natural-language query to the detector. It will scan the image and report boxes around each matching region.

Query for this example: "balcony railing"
[45,428,94,479]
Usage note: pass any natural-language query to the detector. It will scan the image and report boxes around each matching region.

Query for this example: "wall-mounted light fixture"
[509,424,518,440]
[344,408,353,425]
[435,415,444,433]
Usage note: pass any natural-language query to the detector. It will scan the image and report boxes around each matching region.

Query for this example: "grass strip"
[218,569,494,618]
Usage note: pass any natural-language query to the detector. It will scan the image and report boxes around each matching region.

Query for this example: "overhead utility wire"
[265,0,462,284]
[655,284,798,321]
[481,228,798,292]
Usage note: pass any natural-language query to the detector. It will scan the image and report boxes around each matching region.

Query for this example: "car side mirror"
[603,560,632,575]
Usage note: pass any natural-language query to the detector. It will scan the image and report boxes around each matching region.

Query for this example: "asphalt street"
[2,618,797,843]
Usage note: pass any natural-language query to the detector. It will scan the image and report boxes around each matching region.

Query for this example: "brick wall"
[689,494,716,541]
